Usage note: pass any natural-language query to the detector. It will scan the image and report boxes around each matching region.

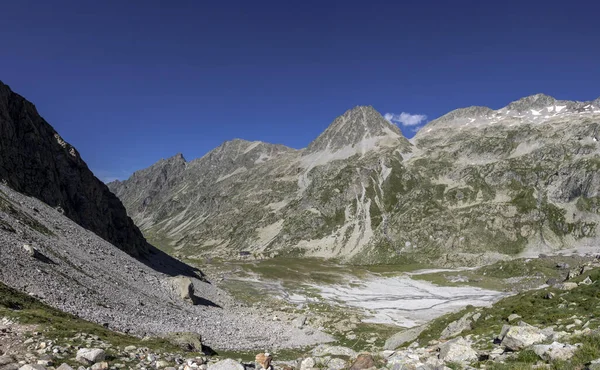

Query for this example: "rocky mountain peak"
[306,105,403,154]
[506,93,557,111]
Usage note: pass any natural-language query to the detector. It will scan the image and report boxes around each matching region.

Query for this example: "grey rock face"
[206,359,244,370]
[75,348,105,365]
[0,81,148,257]
[384,325,427,350]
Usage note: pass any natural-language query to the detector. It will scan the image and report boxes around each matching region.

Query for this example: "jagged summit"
[418,93,600,136]
[306,105,404,154]
[506,93,557,111]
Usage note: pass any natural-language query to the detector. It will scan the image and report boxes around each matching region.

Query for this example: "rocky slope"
[110,95,600,266]
[0,183,331,350]
[0,81,148,257]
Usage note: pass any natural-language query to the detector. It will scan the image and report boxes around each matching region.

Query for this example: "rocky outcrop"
[0,81,148,257]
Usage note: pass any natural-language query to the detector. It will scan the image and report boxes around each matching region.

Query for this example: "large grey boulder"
[532,342,579,361]
[75,348,106,365]
[384,325,427,350]
[440,313,473,339]
[438,337,478,363]
[500,323,548,351]
[165,331,202,351]
[311,345,357,358]
[168,276,195,304]
[207,359,244,370]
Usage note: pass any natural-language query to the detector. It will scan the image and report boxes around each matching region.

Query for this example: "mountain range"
[108,93,600,266]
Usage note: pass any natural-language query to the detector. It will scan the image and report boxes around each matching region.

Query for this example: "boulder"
[311,345,357,358]
[438,337,478,363]
[18,366,46,370]
[557,282,578,291]
[440,313,472,339]
[56,364,74,370]
[500,324,548,351]
[581,276,593,285]
[206,359,244,370]
[255,353,272,370]
[589,358,600,370]
[165,332,202,352]
[300,358,316,370]
[0,356,15,366]
[532,342,578,361]
[384,325,427,350]
[76,348,106,365]
[292,315,307,329]
[507,314,521,322]
[348,354,375,370]
[326,358,347,370]
[90,362,108,370]
[168,276,195,304]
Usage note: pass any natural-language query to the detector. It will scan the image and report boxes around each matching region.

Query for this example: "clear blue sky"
[1,0,599,182]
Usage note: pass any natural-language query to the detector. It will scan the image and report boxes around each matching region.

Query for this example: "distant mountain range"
[107,93,600,266]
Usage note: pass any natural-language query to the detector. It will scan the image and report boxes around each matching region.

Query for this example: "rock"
[311,345,357,358]
[75,348,106,365]
[18,366,46,370]
[56,364,74,370]
[325,358,346,370]
[90,362,108,370]
[206,359,244,370]
[292,315,307,329]
[387,351,426,369]
[567,267,583,280]
[441,313,472,339]
[156,360,170,369]
[581,276,593,285]
[500,324,548,351]
[438,337,478,363]
[0,82,149,256]
[545,292,555,299]
[300,358,316,370]
[165,332,202,352]
[557,282,578,291]
[124,345,137,352]
[557,263,570,269]
[546,278,558,286]
[348,354,375,370]
[0,356,15,366]
[532,341,578,361]
[168,277,195,304]
[507,314,522,322]
[589,358,600,370]
[255,353,272,370]
[384,325,427,350]
[472,313,481,322]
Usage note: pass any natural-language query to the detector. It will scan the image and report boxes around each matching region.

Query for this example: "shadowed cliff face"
[0,80,149,257]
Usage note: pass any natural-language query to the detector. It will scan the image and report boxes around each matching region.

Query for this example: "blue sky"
[1,0,599,182]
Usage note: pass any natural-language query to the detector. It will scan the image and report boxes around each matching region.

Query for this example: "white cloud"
[384,112,427,127]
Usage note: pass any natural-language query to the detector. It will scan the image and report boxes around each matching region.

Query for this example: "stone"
[165,332,202,352]
[206,359,244,370]
[75,348,106,365]
[0,356,15,366]
[311,345,357,358]
[589,358,600,370]
[557,282,578,291]
[255,353,272,370]
[91,362,109,370]
[124,345,137,352]
[581,276,593,285]
[438,337,478,363]
[532,342,578,361]
[22,244,43,259]
[348,354,375,370]
[507,314,522,322]
[545,292,555,299]
[441,313,472,339]
[300,358,316,370]
[292,315,307,329]
[168,277,195,304]
[556,263,570,269]
[56,365,74,370]
[472,313,481,322]
[546,277,558,286]
[326,358,346,370]
[156,360,171,369]
[500,324,548,351]
[18,366,46,370]
[384,325,427,350]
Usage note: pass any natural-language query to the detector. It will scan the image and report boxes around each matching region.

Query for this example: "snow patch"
[555,105,566,113]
